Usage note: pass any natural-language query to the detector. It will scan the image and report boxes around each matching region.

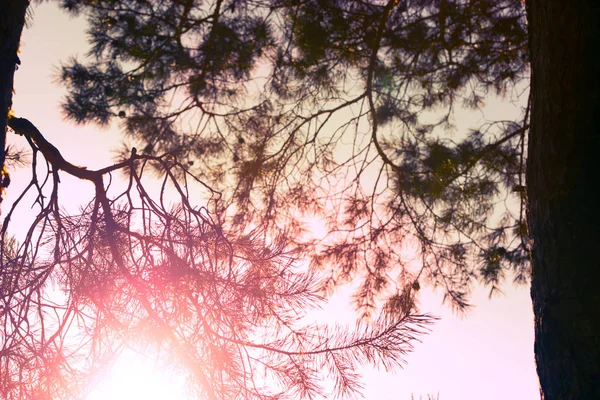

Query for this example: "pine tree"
[0,2,435,399]
[4,0,599,398]
[59,0,529,313]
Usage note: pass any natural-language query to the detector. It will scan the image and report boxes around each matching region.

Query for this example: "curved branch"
[8,116,135,181]
[365,0,403,176]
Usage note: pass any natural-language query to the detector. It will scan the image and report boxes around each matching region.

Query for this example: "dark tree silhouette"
[526,1,600,398]
[0,3,435,400]
[0,0,29,205]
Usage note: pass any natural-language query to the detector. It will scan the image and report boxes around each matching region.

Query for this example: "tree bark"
[0,0,29,206]
[527,1,600,399]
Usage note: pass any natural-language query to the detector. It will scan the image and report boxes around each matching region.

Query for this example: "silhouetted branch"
[1,115,435,399]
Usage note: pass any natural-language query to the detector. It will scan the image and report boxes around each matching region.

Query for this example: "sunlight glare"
[86,349,190,400]
[303,214,328,241]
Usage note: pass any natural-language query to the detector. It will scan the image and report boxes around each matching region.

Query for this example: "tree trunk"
[526,1,600,399]
[0,0,29,206]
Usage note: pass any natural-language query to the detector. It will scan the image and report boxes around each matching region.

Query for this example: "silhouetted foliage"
[1,0,534,398]
[60,0,530,312]
[1,115,434,399]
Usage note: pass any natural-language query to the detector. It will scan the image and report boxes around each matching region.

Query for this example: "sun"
[86,348,190,400]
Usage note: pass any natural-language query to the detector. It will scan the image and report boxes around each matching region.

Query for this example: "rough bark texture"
[0,0,29,206]
[527,1,600,399]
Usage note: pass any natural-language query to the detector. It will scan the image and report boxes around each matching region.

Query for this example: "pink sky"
[5,3,541,399]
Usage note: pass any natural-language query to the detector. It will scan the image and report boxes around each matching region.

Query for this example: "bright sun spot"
[303,214,328,241]
[86,349,189,400]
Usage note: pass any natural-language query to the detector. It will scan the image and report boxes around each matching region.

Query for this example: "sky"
[5,2,541,399]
